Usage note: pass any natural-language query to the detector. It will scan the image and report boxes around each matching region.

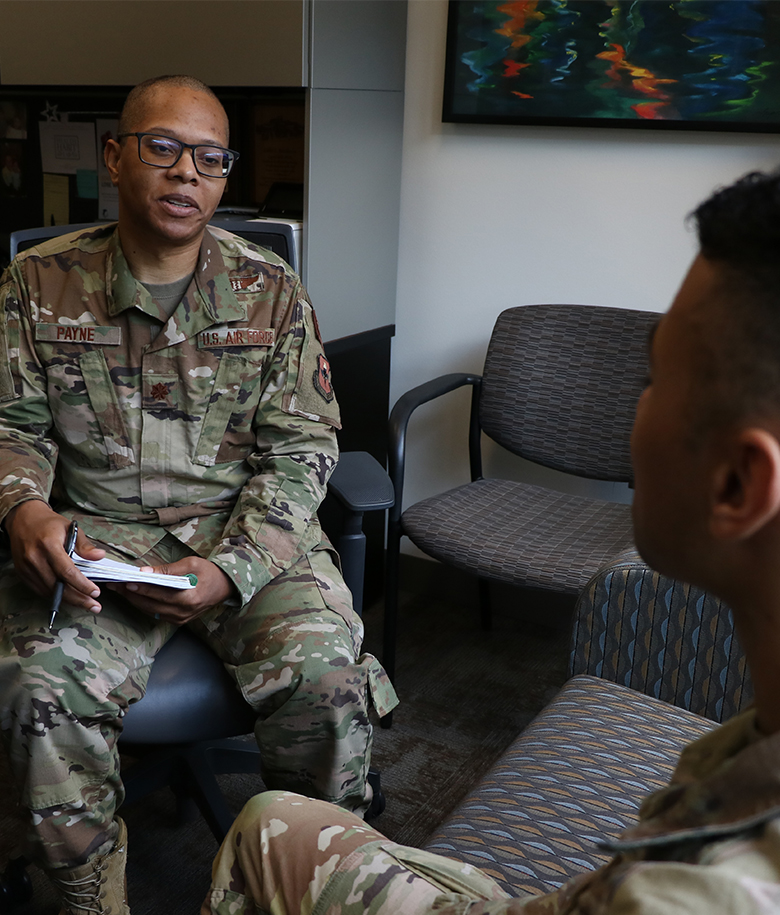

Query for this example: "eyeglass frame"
[117,132,240,178]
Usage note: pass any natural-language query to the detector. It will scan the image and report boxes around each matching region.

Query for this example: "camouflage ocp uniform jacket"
[0,223,341,604]
[430,707,780,914]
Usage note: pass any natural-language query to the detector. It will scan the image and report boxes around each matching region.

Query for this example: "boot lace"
[55,862,111,915]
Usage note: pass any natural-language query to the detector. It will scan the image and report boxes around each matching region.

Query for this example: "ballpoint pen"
[49,520,78,630]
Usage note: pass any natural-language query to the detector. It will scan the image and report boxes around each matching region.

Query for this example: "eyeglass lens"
[139,134,235,177]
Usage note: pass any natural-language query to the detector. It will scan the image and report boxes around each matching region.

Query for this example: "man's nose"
[168,147,199,181]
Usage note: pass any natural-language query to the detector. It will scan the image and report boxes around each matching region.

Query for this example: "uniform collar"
[105,227,246,341]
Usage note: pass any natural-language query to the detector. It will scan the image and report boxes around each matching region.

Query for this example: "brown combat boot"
[49,817,129,915]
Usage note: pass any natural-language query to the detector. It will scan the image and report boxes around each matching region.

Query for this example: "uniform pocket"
[44,351,133,470]
[79,350,135,470]
[193,352,263,466]
[385,844,508,900]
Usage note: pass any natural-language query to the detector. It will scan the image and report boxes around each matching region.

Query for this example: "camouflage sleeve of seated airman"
[0,262,58,522]
[208,283,342,605]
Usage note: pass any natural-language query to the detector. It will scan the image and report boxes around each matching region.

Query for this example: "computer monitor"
[9,217,303,274]
[208,216,302,273]
[10,223,105,259]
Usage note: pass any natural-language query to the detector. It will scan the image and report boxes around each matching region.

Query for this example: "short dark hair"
[118,75,227,139]
[688,169,780,429]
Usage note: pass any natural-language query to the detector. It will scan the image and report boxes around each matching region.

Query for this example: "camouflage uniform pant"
[0,535,397,870]
[202,791,517,915]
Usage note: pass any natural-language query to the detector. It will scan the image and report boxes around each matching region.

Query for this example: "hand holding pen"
[3,501,105,617]
[49,520,78,629]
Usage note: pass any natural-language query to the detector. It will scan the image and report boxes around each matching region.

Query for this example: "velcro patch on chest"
[230,274,264,294]
[198,327,275,349]
[35,323,123,345]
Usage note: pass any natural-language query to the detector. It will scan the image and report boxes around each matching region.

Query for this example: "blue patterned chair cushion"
[423,674,715,897]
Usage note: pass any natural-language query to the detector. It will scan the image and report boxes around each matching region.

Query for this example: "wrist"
[4,499,51,539]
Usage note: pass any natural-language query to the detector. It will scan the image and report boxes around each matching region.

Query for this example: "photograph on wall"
[0,142,25,198]
[0,101,27,139]
[443,0,780,131]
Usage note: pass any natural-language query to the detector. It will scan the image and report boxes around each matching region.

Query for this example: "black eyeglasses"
[118,132,240,178]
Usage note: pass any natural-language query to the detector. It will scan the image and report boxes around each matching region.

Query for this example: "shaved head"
[118,75,228,140]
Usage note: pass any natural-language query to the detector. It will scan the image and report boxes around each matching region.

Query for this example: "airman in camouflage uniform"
[0,74,396,910]
[204,707,780,915]
[202,169,780,914]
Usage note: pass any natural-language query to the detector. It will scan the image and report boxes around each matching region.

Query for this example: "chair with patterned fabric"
[384,304,659,690]
[422,552,751,897]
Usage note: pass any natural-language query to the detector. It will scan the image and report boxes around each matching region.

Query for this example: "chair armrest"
[328,451,394,514]
[570,549,752,722]
[388,372,482,523]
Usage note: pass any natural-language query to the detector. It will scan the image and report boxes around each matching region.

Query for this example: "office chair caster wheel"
[0,857,33,913]
[366,769,386,819]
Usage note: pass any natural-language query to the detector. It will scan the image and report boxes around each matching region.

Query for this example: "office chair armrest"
[388,372,482,523]
[328,451,394,514]
[326,451,394,617]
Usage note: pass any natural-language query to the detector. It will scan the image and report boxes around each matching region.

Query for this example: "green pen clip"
[187,573,198,587]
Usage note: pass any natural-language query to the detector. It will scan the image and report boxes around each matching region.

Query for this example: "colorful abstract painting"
[443,0,780,130]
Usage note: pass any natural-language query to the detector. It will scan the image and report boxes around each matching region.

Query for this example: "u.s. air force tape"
[198,327,275,348]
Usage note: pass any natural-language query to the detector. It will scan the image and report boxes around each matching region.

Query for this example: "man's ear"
[104,139,121,187]
[710,428,780,541]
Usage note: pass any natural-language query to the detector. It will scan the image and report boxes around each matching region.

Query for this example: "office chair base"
[0,858,32,914]
[123,737,262,844]
[366,769,386,819]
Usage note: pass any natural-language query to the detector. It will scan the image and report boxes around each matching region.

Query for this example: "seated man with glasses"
[0,74,397,915]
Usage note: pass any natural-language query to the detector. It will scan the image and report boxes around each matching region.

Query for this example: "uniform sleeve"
[0,262,58,524]
[591,858,780,915]
[207,288,341,605]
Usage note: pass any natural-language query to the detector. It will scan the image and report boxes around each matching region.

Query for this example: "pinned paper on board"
[43,173,69,225]
[39,121,97,175]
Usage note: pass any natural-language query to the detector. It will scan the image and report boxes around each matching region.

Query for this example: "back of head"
[689,169,780,429]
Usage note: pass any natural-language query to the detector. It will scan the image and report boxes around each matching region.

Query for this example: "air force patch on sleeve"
[313,353,335,403]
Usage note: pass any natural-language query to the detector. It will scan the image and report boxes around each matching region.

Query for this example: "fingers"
[104,558,234,625]
[74,529,106,561]
[5,502,102,611]
[106,582,203,625]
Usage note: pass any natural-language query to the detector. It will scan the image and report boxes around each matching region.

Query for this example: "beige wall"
[0,1,305,86]
[392,0,780,555]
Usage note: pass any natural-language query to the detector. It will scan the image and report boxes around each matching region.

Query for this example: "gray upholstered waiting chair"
[384,304,659,692]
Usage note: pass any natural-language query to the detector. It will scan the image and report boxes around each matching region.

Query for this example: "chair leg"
[381,524,402,730]
[478,578,492,631]
[182,745,240,844]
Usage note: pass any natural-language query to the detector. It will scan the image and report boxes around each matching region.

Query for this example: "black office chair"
[384,304,658,693]
[9,223,107,259]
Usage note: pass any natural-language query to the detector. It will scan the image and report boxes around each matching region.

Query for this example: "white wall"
[392,0,780,554]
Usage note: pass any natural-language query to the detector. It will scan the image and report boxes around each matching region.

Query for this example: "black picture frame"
[443,0,780,132]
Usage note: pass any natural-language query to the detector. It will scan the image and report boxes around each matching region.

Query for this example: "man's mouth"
[161,195,199,212]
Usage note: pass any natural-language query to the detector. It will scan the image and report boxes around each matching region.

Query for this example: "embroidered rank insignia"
[35,324,122,345]
[230,274,264,294]
[313,353,335,403]
[198,327,275,348]
[150,383,169,401]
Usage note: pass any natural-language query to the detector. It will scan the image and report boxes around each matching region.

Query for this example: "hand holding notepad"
[73,554,197,589]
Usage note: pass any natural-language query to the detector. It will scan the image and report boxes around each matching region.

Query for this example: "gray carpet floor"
[3,560,573,915]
